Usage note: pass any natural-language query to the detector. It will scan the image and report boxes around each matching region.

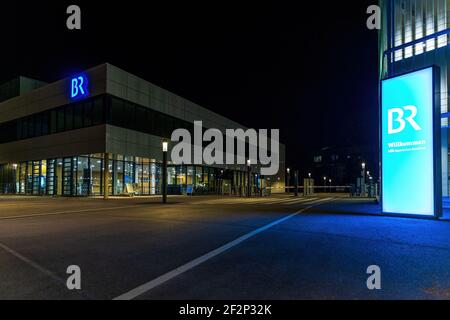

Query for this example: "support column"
[247,165,252,198]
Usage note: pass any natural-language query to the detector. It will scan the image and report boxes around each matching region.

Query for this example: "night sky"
[1,1,379,171]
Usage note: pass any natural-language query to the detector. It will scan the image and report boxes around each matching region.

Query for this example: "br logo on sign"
[70,74,88,99]
[388,106,422,135]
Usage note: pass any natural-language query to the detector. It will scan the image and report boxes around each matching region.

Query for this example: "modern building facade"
[0,64,286,197]
[379,0,450,197]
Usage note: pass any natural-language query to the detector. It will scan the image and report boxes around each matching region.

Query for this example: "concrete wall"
[0,125,106,163]
[0,65,107,123]
[106,64,245,132]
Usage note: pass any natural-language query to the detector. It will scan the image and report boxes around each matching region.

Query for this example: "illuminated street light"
[247,159,252,197]
[286,168,291,194]
[162,140,169,204]
[162,141,169,153]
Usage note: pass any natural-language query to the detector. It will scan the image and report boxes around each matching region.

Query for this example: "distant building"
[310,146,378,185]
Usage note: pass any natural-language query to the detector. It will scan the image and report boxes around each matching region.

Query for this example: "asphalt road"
[1,195,450,300]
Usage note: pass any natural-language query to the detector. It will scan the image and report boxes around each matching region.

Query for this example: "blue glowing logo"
[381,67,440,216]
[70,74,88,99]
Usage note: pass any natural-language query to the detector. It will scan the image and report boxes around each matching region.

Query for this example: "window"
[92,98,103,125]
[73,103,83,129]
[41,113,49,135]
[65,105,74,131]
[50,110,57,134]
[135,106,147,132]
[84,101,93,127]
[123,102,135,128]
[16,119,22,140]
[110,98,124,127]
[28,115,35,138]
[57,108,65,132]
[0,94,202,145]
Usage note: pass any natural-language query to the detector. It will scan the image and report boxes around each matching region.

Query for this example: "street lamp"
[286,168,291,194]
[323,176,327,193]
[308,172,312,178]
[247,159,252,198]
[329,179,332,194]
[162,141,169,153]
[162,141,169,203]
[294,170,299,197]
[361,162,367,197]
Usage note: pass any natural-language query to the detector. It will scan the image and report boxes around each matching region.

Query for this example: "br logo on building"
[70,74,89,99]
[388,106,422,135]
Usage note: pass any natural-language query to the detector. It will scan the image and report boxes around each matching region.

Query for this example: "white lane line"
[0,204,147,221]
[303,197,334,205]
[0,242,64,284]
[282,197,318,204]
[0,242,94,299]
[113,198,335,300]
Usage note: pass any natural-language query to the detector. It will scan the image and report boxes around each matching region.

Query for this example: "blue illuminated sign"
[70,74,88,99]
[381,67,441,217]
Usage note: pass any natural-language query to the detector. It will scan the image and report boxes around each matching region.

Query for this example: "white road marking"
[0,242,63,284]
[0,204,148,221]
[113,198,335,300]
[281,198,319,205]
[304,197,334,205]
[0,242,94,299]
[190,197,317,206]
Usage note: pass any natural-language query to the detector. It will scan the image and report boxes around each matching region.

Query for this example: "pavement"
[0,194,450,300]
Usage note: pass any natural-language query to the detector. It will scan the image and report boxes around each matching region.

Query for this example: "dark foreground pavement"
[0,195,450,300]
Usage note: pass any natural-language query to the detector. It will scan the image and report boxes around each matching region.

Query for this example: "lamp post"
[162,141,169,204]
[247,159,252,198]
[361,162,366,197]
[103,153,110,200]
[294,170,299,197]
[323,176,327,193]
[307,172,312,196]
[329,179,332,194]
[287,168,291,194]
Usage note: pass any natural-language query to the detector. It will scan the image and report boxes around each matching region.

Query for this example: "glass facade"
[0,154,263,197]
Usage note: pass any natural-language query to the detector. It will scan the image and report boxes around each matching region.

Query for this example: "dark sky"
[1,1,379,170]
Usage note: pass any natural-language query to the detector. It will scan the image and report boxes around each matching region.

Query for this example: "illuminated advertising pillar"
[381,67,442,217]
